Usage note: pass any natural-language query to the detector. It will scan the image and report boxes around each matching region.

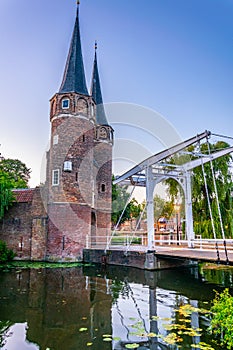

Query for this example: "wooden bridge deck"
[154,246,232,264]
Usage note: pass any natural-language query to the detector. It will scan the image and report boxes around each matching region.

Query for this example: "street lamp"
[174,203,180,245]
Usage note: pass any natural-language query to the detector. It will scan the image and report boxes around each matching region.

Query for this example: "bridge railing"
[191,237,233,251]
[86,233,190,249]
[86,234,233,251]
[86,235,144,249]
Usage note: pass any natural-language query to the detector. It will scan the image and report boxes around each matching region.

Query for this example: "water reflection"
[0,264,232,349]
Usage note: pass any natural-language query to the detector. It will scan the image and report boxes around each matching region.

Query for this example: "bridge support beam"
[146,166,155,250]
[184,171,194,247]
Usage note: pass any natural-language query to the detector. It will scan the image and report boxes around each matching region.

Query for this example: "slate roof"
[59,4,88,95]
[90,47,108,125]
[13,189,35,203]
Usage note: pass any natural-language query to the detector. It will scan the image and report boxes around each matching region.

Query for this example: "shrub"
[209,288,233,349]
[0,240,15,263]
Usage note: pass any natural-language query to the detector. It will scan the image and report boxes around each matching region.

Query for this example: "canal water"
[0,263,233,350]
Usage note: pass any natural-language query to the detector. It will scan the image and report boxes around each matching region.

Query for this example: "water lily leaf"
[191,343,215,350]
[129,331,146,337]
[162,333,183,345]
[79,327,88,332]
[113,337,121,341]
[161,317,173,321]
[151,316,160,320]
[147,332,158,337]
[103,338,112,342]
[125,343,140,349]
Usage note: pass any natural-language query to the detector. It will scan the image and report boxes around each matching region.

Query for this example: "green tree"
[0,158,31,219]
[142,194,174,222]
[0,158,31,188]
[209,288,233,349]
[166,141,233,238]
[0,171,14,219]
[112,176,142,226]
[0,240,15,263]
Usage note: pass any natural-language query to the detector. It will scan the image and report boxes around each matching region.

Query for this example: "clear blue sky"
[0,0,232,186]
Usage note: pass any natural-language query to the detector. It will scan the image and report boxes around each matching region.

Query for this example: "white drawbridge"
[113,130,233,250]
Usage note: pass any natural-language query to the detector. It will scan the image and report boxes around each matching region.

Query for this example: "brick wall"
[47,203,91,261]
[0,202,33,259]
[0,187,48,260]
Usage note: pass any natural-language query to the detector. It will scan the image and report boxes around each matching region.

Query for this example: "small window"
[62,99,70,109]
[13,218,21,226]
[53,135,58,145]
[52,169,59,186]
[62,236,65,251]
[82,134,85,142]
[91,103,95,116]
[101,184,106,192]
[64,161,72,172]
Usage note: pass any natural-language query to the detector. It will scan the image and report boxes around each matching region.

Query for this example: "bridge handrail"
[86,234,233,251]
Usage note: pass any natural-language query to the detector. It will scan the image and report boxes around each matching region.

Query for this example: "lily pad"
[103,338,112,342]
[79,327,88,332]
[125,343,140,349]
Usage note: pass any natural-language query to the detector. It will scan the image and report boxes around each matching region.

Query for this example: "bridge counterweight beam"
[146,166,156,250]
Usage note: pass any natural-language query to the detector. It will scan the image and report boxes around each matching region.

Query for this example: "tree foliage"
[0,171,14,219]
[0,240,15,263]
[209,288,233,349]
[141,194,174,222]
[166,141,233,238]
[0,158,31,219]
[0,158,31,188]
[112,176,142,226]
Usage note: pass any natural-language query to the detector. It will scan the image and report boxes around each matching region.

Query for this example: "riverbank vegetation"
[209,288,233,349]
[0,260,93,270]
[0,240,15,263]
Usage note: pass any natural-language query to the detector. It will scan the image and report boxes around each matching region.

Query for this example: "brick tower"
[46,4,113,261]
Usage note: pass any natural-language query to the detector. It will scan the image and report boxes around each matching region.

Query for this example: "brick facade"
[0,188,47,260]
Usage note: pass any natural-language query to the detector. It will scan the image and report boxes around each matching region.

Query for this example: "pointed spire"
[59,2,88,95]
[91,42,108,125]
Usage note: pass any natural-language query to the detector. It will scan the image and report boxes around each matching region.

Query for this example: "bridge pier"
[83,249,196,270]
[146,166,156,250]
